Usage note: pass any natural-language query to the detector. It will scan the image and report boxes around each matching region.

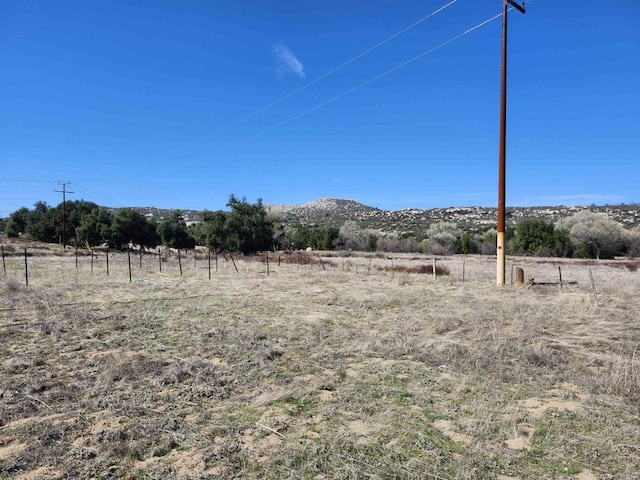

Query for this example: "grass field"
[1,243,639,479]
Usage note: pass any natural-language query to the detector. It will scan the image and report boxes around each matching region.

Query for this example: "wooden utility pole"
[497,0,525,285]
[55,181,74,249]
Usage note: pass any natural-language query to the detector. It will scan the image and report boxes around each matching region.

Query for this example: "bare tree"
[626,225,640,258]
[556,211,624,260]
[425,221,461,255]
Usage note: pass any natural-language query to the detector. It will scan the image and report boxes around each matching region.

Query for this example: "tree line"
[2,195,274,254]
[3,197,639,259]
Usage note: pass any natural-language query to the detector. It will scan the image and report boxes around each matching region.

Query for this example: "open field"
[1,244,639,479]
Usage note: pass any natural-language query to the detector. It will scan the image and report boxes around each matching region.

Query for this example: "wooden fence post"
[588,266,597,302]
[515,267,524,287]
[266,251,270,276]
[91,249,94,274]
[462,256,466,283]
[106,248,109,276]
[75,244,79,269]
[208,249,211,280]
[229,253,238,273]
[158,248,162,272]
[24,248,28,286]
[432,258,437,281]
[128,250,132,283]
[558,266,563,290]
[1,245,5,275]
[178,249,183,276]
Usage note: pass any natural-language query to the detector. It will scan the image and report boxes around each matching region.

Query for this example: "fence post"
[139,250,142,269]
[24,248,28,286]
[106,248,109,276]
[588,266,597,302]
[266,251,270,276]
[1,245,5,275]
[229,253,238,273]
[178,249,183,276]
[432,258,437,281]
[128,250,132,283]
[194,250,197,269]
[91,249,94,274]
[208,249,211,280]
[75,244,79,269]
[558,266,563,290]
[462,256,466,283]
[515,267,524,287]
[158,248,162,272]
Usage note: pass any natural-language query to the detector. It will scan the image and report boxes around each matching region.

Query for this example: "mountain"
[115,199,640,238]
[271,199,640,237]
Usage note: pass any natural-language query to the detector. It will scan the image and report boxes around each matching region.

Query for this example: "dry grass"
[1,244,639,479]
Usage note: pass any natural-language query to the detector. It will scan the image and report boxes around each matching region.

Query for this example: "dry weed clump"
[273,252,336,268]
[380,263,450,276]
[590,347,639,398]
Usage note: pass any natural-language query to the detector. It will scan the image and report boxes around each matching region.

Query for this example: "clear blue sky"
[1,0,638,216]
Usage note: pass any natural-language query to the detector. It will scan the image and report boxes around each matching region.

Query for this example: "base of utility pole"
[496,232,506,285]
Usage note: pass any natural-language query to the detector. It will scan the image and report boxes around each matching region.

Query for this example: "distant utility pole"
[55,181,74,249]
[497,0,525,286]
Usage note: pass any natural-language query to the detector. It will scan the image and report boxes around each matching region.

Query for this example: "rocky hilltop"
[120,199,640,238]
[272,199,640,237]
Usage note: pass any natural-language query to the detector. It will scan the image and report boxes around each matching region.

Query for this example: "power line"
[187,10,506,165]
[73,183,124,209]
[158,0,459,161]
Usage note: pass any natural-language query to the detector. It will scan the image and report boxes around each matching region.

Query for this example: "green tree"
[365,234,378,252]
[4,207,30,237]
[194,210,229,252]
[460,232,480,254]
[110,208,159,249]
[225,195,273,254]
[157,211,195,249]
[516,219,555,255]
[26,201,57,242]
[53,200,100,246]
[76,207,113,247]
[288,226,340,251]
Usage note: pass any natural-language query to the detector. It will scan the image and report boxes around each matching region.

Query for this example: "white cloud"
[272,43,305,78]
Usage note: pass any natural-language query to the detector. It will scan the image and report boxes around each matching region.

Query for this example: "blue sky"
[1,0,638,216]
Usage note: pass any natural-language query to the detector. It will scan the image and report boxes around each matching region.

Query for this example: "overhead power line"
[188,10,506,164]
[73,183,124,209]
[160,0,459,161]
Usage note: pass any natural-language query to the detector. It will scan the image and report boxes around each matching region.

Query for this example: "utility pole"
[497,0,525,286]
[55,181,74,249]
